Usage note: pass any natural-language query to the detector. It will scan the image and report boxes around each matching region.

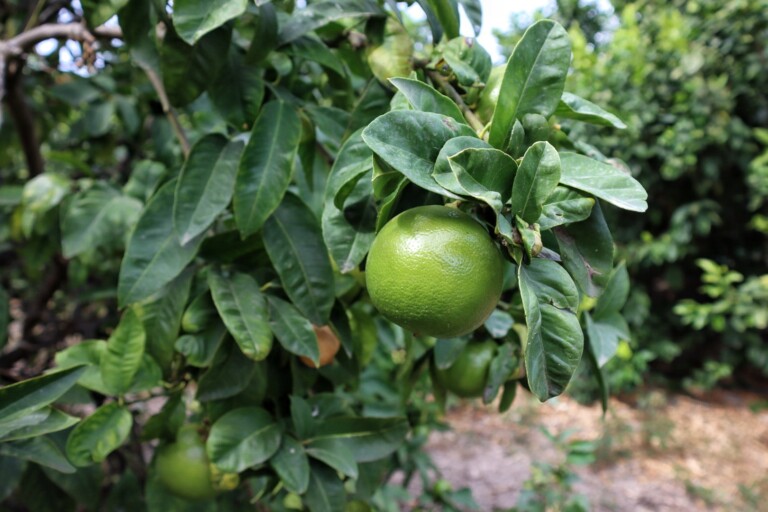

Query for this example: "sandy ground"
[423,389,768,511]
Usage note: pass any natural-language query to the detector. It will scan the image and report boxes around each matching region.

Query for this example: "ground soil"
[422,389,768,511]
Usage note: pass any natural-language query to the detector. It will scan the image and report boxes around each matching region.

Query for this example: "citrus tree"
[0,0,647,510]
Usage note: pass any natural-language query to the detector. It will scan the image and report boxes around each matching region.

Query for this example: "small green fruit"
[155,425,216,502]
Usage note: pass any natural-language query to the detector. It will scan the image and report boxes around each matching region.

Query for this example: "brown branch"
[0,22,123,57]
[426,69,486,133]
[143,66,191,158]
[4,59,44,176]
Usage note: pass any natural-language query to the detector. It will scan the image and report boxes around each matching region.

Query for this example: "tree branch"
[143,66,191,158]
[0,22,123,57]
[426,69,486,134]
[4,59,45,176]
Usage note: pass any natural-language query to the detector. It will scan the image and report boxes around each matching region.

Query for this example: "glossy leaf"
[208,270,272,361]
[101,308,146,395]
[206,407,281,473]
[286,35,346,76]
[457,0,482,35]
[66,403,133,467]
[518,258,583,401]
[174,321,227,367]
[0,408,79,443]
[433,337,469,370]
[556,92,627,129]
[0,366,85,426]
[305,437,358,479]
[443,36,492,87]
[174,135,243,245]
[133,269,193,373]
[538,186,595,231]
[309,417,409,462]
[593,261,630,319]
[389,77,465,123]
[61,186,142,258]
[559,152,648,212]
[118,180,204,307]
[362,110,475,196]
[489,20,571,148]
[267,296,320,366]
[269,436,310,494]
[424,0,460,40]
[278,0,382,44]
[321,130,375,273]
[209,49,265,128]
[554,202,614,297]
[432,136,493,196]
[305,463,346,512]
[196,340,259,402]
[141,393,185,442]
[263,194,335,326]
[234,101,302,237]
[447,147,518,213]
[483,342,518,405]
[173,0,247,45]
[0,437,75,474]
[510,142,561,224]
[585,311,630,367]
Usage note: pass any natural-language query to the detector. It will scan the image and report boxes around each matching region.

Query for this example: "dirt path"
[425,389,768,511]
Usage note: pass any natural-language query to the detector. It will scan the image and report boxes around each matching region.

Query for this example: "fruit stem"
[426,69,486,134]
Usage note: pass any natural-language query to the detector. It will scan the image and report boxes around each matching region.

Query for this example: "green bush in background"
[498,0,768,393]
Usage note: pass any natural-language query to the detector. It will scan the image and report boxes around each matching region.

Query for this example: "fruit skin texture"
[435,340,497,398]
[365,206,503,338]
[300,325,341,368]
[155,425,216,502]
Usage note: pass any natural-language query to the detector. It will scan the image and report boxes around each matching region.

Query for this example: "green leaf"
[291,396,314,440]
[196,340,259,402]
[446,147,518,213]
[133,268,194,373]
[518,259,583,401]
[81,0,128,26]
[554,202,614,297]
[593,262,630,319]
[118,180,205,307]
[423,0,460,40]
[443,36,492,87]
[269,436,310,494]
[558,152,648,212]
[389,77,465,123]
[101,308,146,395]
[0,408,79,442]
[0,437,75,474]
[432,135,493,197]
[206,407,281,473]
[0,366,85,426]
[267,296,320,366]
[321,130,376,273]
[66,403,133,467]
[234,101,302,237]
[286,35,346,76]
[457,0,482,35]
[61,186,142,258]
[173,0,247,45]
[556,92,627,129]
[362,110,475,196]
[433,337,469,370]
[41,464,103,512]
[489,20,571,148]
[310,417,409,462]
[305,462,346,512]
[19,173,71,237]
[483,342,518,405]
[208,270,273,361]
[263,194,335,326]
[538,186,595,231]
[0,456,25,501]
[585,312,630,367]
[174,321,227,367]
[174,135,243,245]
[510,142,561,224]
[141,392,185,442]
[278,0,382,44]
[208,48,265,128]
[305,437,359,479]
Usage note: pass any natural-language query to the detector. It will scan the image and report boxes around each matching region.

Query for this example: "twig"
[4,59,45,176]
[0,22,123,58]
[143,66,191,158]
[426,69,486,134]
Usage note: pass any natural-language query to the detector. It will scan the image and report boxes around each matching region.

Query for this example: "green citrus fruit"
[434,340,497,398]
[299,325,341,368]
[155,425,216,501]
[476,64,506,124]
[365,205,503,338]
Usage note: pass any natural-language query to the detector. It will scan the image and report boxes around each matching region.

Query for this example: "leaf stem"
[426,69,485,134]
